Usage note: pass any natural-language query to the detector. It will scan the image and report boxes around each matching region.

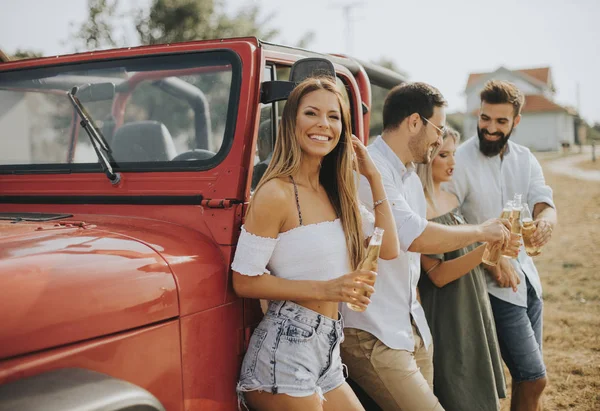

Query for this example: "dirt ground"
[576,159,600,172]
[499,156,600,410]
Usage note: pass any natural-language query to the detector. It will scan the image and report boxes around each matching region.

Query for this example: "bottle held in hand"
[347,227,384,312]
[521,203,541,256]
[482,201,513,266]
[510,194,523,235]
[508,194,524,259]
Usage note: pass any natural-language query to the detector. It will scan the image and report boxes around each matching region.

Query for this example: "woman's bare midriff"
[291,300,340,320]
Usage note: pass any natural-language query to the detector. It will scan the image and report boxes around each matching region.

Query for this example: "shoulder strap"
[289,176,303,226]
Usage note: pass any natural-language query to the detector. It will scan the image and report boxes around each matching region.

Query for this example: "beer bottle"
[347,227,384,312]
[521,203,541,256]
[511,194,523,235]
[482,201,513,266]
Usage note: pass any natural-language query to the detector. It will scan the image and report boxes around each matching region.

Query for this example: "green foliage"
[587,123,600,141]
[68,0,280,50]
[134,0,279,45]
[12,49,44,60]
[68,0,121,51]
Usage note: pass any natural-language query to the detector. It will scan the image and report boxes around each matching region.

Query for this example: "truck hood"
[0,218,179,360]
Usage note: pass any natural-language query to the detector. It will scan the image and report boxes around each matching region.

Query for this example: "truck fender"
[0,368,165,411]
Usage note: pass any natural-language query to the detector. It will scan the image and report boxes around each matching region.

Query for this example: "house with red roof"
[464,66,577,151]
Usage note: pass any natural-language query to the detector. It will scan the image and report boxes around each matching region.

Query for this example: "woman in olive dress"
[416,127,514,411]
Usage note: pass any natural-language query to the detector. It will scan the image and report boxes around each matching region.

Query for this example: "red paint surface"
[0,321,184,411]
[0,37,377,410]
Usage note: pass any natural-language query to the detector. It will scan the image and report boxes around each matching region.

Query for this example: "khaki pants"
[341,326,444,411]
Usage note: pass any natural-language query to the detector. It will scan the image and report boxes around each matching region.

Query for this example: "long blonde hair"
[253,77,365,269]
[416,126,460,212]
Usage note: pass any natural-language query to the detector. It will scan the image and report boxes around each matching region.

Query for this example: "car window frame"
[0,49,242,175]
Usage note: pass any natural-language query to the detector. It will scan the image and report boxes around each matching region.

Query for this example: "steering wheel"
[171,149,216,161]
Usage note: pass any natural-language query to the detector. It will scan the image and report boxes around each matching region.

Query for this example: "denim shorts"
[489,277,546,383]
[236,300,346,408]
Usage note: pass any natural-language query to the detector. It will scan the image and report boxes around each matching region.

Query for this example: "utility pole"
[331,1,364,55]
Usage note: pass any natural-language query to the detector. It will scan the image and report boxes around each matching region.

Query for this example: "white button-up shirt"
[445,136,556,307]
[342,136,431,351]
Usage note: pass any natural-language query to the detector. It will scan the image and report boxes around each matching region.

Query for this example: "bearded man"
[447,80,557,411]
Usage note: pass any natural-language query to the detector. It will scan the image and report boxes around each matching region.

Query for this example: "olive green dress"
[419,207,506,411]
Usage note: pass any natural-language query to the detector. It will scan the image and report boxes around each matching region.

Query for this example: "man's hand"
[531,219,553,248]
[485,257,520,292]
[502,232,522,258]
[479,218,511,247]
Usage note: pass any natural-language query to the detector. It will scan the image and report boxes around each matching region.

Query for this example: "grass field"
[499,155,600,410]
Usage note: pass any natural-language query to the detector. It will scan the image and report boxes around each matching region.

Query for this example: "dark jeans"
[489,277,546,383]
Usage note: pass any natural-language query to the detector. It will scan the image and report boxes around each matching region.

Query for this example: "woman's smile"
[308,133,333,142]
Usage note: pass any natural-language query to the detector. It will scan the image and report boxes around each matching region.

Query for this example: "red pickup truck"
[0,37,405,410]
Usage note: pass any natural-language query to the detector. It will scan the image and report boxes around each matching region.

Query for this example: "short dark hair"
[382,82,447,132]
[480,80,525,117]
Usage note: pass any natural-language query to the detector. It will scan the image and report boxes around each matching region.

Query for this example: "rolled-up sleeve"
[359,167,427,253]
[391,195,428,253]
[527,152,555,212]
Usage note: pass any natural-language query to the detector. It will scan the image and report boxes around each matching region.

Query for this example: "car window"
[0,51,240,172]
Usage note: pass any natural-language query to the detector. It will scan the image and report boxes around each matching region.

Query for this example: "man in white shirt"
[341,82,511,411]
[446,80,557,411]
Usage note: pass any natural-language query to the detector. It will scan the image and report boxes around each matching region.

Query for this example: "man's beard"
[477,125,513,157]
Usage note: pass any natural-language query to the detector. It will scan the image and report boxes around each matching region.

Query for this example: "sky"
[1,0,599,124]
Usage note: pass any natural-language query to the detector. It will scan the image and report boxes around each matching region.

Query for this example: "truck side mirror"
[260,58,335,104]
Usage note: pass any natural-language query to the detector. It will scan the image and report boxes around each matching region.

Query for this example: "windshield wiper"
[67,86,121,185]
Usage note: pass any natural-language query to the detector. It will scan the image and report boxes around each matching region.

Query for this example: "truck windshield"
[0,50,240,173]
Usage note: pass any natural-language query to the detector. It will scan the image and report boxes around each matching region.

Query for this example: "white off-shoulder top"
[231,205,374,281]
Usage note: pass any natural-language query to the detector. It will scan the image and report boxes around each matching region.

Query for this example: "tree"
[68,0,280,50]
[587,122,600,141]
[135,0,278,45]
[11,49,44,60]
[68,0,122,51]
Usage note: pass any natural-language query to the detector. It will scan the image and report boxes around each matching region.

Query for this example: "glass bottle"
[482,201,513,266]
[347,227,384,312]
[507,194,524,259]
[511,194,523,235]
[521,203,541,256]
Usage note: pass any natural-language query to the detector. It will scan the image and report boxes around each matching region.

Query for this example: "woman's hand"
[497,256,520,292]
[484,256,520,292]
[323,269,377,310]
[351,135,380,181]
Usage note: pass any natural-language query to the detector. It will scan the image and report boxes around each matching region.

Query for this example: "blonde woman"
[416,128,519,411]
[231,77,399,411]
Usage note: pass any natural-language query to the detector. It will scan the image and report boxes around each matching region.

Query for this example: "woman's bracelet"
[373,197,388,209]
